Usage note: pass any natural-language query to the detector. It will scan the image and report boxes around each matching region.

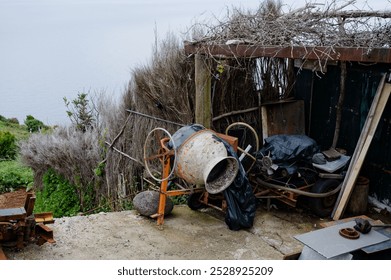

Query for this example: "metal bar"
[24,193,34,213]
[35,223,55,245]
[126,109,185,127]
[34,212,54,224]
[156,157,171,226]
[25,196,36,217]
[164,188,204,197]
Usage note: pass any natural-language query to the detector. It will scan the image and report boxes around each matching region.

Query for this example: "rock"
[133,190,173,216]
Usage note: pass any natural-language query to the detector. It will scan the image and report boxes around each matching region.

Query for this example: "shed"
[183,2,391,220]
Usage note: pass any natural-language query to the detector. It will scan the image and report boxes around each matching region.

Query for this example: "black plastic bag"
[221,139,257,231]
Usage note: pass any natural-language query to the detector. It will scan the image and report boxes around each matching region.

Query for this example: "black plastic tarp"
[256,134,319,163]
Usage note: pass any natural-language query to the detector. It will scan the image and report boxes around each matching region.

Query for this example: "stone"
[132,190,173,216]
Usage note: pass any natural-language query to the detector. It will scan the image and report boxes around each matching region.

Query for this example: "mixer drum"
[173,126,239,194]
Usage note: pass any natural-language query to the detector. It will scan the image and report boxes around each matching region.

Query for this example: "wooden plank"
[332,77,391,220]
[332,75,386,218]
[320,215,373,228]
[184,44,391,63]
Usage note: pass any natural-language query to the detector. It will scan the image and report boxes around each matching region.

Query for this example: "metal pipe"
[126,109,185,127]
[255,178,342,198]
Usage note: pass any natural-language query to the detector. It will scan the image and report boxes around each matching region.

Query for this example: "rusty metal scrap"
[0,191,55,260]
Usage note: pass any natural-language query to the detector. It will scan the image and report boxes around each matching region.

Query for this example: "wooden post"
[332,61,347,148]
[195,54,212,128]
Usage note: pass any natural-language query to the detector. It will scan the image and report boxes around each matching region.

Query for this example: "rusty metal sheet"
[0,246,6,260]
[0,207,26,222]
[261,100,305,139]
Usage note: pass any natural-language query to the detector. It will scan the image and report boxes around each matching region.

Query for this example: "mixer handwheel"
[143,127,177,182]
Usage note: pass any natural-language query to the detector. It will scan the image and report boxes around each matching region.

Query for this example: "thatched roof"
[185,0,391,63]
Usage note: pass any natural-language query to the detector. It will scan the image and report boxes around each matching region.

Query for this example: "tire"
[309,179,340,218]
[187,192,206,210]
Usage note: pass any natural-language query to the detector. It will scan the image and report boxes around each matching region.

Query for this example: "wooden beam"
[194,54,212,128]
[332,74,391,220]
[185,43,391,64]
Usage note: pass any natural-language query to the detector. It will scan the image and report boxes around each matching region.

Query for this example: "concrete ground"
[3,205,320,260]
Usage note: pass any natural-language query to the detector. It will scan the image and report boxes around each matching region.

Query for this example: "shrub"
[0,131,17,160]
[24,115,47,132]
[0,160,33,194]
[34,169,80,217]
[19,126,102,211]
[8,118,19,125]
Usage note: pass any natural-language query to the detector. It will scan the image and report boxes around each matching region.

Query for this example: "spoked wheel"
[143,127,177,182]
[225,122,259,173]
[309,179,341,218]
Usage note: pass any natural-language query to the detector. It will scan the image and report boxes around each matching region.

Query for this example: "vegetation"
[34,169,80,217]
[0,117,34,194]
[0,160,33,194]
[0,131,17,160]
[24,115,48,133]
[64,92,95,132]
[0,115,29,140]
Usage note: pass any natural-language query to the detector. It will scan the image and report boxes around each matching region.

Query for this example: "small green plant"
[0,131,17,160]
[24,115,48,133]
[64,93,95,132]
[93,162,105,177]
[34,169,80,217]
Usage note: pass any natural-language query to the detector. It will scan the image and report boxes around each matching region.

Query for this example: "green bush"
[0,160,33,194]
[34,169,80,217]
[0,131,17,160]
[24,115,47,133]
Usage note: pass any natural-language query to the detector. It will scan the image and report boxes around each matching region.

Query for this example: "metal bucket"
[174,128,239,194]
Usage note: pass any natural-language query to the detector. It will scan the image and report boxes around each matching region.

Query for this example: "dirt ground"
[1,188,319,260]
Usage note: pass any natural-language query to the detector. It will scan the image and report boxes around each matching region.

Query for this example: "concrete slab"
[3,205,316,260]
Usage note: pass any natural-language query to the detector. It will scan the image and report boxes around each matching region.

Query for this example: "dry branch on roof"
[189,0,391,50]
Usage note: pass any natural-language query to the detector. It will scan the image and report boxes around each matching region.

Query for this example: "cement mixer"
[143,124,240,225]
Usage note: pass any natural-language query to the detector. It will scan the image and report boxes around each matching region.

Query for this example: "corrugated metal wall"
[294,62,391,203]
